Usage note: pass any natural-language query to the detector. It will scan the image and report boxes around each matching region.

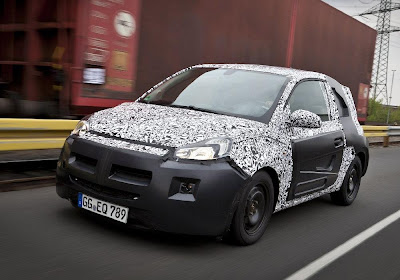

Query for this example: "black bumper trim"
[56,136,247,236]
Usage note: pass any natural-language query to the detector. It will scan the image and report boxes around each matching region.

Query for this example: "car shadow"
[56,205,218,249]
[56,194,337,249]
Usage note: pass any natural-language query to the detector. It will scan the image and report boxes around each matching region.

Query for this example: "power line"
[358,1,400,16]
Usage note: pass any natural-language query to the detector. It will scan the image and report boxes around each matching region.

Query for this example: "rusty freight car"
[0,0,376,121]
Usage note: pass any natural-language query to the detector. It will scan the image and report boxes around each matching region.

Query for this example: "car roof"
[193,64,325,80]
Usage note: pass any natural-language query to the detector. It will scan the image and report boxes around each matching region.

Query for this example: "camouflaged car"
[57,64,369,245]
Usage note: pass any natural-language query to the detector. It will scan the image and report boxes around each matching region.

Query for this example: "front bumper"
[56,136,247,236]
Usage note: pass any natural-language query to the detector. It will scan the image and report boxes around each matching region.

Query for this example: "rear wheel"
[230,171,274,245]
[331,156,362,206]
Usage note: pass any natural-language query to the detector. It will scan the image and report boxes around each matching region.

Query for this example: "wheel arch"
[356,149,369,176]
[258,166,280,210]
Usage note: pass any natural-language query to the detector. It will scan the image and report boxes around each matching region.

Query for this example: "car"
[56,64,369,245]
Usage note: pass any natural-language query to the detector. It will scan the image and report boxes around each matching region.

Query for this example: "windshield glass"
[139,68,288,119]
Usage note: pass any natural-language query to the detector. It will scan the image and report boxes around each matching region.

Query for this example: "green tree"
[367,98,386,123]
[367,98,400,124]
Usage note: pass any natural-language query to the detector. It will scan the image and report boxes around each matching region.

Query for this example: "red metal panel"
[135,0,376,112]
[291,0,376,107]
[70,0,141,113]
[135,0,294,97]
[286,0,299,67]
[357,83,370,122]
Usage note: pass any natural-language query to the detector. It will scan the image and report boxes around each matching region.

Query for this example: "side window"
[288,81,330,121]
[332,88,349,117]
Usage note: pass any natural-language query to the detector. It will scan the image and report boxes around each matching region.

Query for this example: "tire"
[230,171,275,245]
[330,156,362,206]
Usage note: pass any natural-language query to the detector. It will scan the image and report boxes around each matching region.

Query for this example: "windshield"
[139,68,288,120]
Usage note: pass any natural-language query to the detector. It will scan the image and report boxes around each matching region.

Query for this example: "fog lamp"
[179,182,196,194]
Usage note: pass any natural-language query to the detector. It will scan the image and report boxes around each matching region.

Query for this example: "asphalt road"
[1,147,400,280]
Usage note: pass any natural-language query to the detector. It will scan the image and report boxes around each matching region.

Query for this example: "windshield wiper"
[140,101,224,115]
[168,104,218,114]
[138,100,167,105]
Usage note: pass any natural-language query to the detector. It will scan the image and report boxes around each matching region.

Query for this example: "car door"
[285,80,344,200]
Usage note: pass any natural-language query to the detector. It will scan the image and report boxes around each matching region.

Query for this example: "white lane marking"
[285,209,400,280]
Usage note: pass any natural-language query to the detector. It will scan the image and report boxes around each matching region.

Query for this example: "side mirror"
[289,109,322,128]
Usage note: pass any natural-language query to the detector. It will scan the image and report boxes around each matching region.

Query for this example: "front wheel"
[230,171,274,245]
[331,156,362,206]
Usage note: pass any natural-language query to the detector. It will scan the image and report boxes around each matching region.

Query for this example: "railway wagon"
[0,0,376,121]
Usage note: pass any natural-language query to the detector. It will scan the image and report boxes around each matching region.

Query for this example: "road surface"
[1,147,400,280]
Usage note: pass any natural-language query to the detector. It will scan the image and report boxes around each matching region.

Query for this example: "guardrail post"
[383,136,389,147]
[362,126,390,147]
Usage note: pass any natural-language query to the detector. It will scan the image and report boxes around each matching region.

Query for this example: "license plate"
[78,193,129,223]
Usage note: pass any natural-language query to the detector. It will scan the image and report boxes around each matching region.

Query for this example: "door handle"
[334,137,344,148]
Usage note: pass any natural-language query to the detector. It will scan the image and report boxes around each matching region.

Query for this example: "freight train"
[0,0,376,122]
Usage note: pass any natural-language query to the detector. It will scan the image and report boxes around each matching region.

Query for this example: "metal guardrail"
[0,118,78,151]
[387,126,400,136]
[0,119,399,151]
[362,126,400,147]
[362,126,388,137]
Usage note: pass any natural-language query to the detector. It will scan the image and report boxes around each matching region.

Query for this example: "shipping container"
[0,0,376,121]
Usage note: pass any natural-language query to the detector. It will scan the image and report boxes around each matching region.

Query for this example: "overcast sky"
[321,0,400,105]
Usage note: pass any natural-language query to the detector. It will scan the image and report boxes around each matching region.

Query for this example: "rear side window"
[332,88,349,117]
[288,81,330,121]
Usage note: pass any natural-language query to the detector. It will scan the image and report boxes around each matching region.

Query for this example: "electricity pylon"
[358,0,400,104]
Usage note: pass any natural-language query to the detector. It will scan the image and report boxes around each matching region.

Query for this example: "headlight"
[174,137,232,160]
[71,120,89,136]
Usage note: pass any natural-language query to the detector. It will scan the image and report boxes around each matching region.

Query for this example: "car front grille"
[108,164,152,187]
[70,176,140,200]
